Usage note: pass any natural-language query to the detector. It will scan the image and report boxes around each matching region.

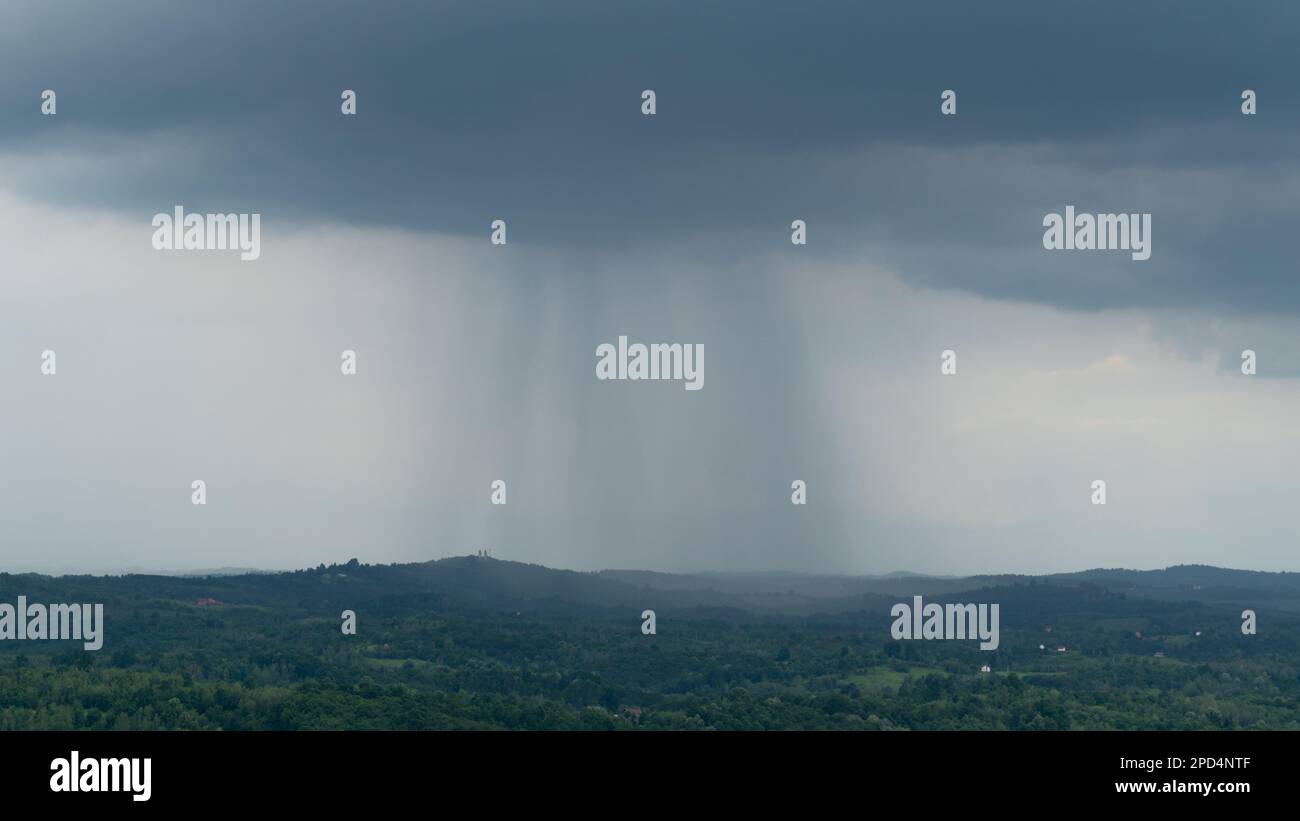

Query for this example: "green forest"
[1,558,1297,730]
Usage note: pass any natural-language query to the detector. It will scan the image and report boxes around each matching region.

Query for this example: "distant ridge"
[9,557,1297,605]
[5,559,1300,616]
[0,565,275,578]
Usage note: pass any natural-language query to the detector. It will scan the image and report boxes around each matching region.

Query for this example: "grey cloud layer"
[2,1,1298,313]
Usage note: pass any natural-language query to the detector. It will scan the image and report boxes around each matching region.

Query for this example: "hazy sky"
[2,1,1299,575]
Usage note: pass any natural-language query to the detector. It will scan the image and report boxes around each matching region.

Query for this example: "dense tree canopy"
[0,560,1295,730]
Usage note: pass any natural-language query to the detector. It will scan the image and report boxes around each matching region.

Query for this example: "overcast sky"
[2,1,1299,576]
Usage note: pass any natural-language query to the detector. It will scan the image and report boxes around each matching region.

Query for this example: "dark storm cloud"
[4,2,1300,576]
[2,0,1297,313]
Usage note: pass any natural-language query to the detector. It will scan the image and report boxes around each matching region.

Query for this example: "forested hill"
[1,556,1299,730]
[1049,564,1300,591]
[4,558,1298,617]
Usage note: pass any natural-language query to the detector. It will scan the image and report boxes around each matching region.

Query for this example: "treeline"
[1,560,1298,730]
